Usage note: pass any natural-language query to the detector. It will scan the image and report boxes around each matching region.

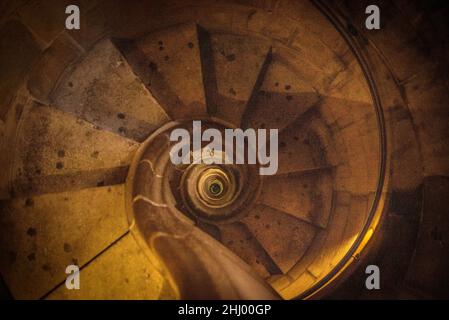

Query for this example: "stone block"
[0,20,40,121]
[28,32,83,102]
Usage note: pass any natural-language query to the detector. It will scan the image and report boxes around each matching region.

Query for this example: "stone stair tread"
[0,184,128,299]
[218,222,282,278]
[259,169,333,229]
[52,39,169,142]
[242,53,321,131]
[116,23,208,120]
[12,103,137,197]
[46,233,168,299]
[242,204,317,274]
[276,110,331,175]
[206,33,272,127]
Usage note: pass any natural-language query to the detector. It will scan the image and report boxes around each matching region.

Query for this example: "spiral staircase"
[0,0,448,299]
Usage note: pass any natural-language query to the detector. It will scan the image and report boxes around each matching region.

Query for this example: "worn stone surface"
[207,33,271,126]
[242,52,322,131]
[218,222,278,278]
[46,233,172,299]
[318,91,380,195]
[0,88,31,199]
[0,20,41,121]
[195,5,234,32]
[117,22,208,120]
[260,169,333,229]
[276,110,331,175]
[403,69,449,177]
[305,192,350,280]
[17,0,96,46]
[277,0,349,57]
[243,204,316,274]
[280,270,317,299]
[12,103,138,197]
[390,108,423,190]
[331,195,369,266]
[68,0,165,50]
[0,184,128,299]
[52,39,169,142]
[28,32,83,102]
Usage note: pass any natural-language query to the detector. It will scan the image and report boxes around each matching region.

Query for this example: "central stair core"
[127,119,262,225]
[180,161,260,223]
[188,166,238,209]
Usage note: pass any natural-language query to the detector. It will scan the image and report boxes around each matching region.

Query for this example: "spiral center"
[196,167,235,207]
[209,180,223,196]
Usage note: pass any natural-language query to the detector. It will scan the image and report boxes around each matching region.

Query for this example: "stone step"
[241,50,321,131]
[12,103,137,197]
[242,204,317,274]
[0,184,129,299]
[276,109,330,175]
[116,22,209,120]
[204,32,272,127]
[52,39,169,142]
[259,168,334,229]
[218,222,281,278]
[46,233,170,299]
